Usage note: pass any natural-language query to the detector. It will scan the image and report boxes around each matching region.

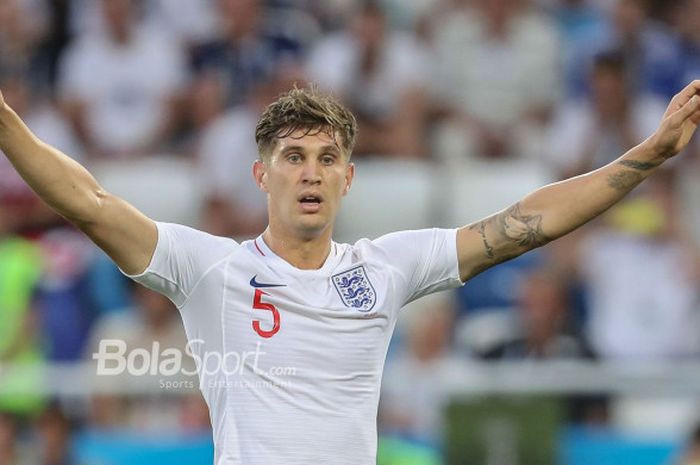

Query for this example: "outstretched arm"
[0,90,156,275]
[457,80,700,282]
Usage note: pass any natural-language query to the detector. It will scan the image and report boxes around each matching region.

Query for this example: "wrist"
[637,136,669,166]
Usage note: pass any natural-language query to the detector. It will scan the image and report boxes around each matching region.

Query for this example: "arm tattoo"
[469,221,495,259]
[606,170,643,192]
[497,203,549,249]
[618,159,660,171]
[469,202,550,264]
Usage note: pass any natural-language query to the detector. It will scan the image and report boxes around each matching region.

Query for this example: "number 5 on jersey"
[252,289,281,338]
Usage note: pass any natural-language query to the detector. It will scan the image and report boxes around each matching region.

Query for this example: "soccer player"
[1,82,699,464]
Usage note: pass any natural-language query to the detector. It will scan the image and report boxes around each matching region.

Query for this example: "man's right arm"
[0,90,156,275]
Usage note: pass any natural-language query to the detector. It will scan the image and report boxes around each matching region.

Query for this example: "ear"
[253,160,268,193]
[343,162,355,196]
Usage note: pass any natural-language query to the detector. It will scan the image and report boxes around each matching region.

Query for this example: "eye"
[321,154,336,165]
[287,153,302,163]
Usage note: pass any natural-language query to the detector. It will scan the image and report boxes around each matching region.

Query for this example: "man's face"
[254,129,354,239]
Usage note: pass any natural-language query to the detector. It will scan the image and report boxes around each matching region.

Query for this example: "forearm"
[524,138,663,241]
[458,80,700,282]
[461,139,662,277]
[0,105,103,225]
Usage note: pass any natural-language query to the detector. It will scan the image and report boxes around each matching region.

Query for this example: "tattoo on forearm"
[606,170,643,192]
[618,159,660,171]
[497,203,549,248]
[469,202,550,264]
[469,221,495,259]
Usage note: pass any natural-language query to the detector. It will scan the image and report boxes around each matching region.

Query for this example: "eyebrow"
[280,145,341,155]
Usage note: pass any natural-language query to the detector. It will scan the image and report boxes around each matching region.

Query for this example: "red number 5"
[252,289,280,338]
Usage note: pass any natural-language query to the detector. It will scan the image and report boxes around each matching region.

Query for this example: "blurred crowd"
[2,0,700,463]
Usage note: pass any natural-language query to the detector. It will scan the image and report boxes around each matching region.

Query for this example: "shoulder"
[352,228,457,262]
[155,222,239,256]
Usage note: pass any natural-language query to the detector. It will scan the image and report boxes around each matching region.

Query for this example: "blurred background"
[2,0,700,463]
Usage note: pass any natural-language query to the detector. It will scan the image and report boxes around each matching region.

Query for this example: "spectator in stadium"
[0,412,31,465]
[546,50,667,178]
[34,227,99,362]
[578,171,700,360]
[481,267,590,360]
[35,405,75,465]
[143,0,218,47]
[190,0,310,107]
[184,72,229,156]
[382,293,458,447]
[567,0,682,99]
[57,0,187,158]
[0,0,48,83]
[0,216,45,417]
[674,0,700,102]
[479,265,609,425]
[306,0,430,158]
[86,282,193,431]
[543,0,606,92]
[546,0,605,44]
[431,0,562,162]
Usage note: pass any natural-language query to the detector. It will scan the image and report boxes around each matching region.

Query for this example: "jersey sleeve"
[372,228,464,306]
[121,222,237,307]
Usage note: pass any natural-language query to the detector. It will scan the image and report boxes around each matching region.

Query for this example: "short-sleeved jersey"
[125,222,463,465]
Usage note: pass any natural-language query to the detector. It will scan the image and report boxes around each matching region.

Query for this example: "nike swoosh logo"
[249,275,287,288]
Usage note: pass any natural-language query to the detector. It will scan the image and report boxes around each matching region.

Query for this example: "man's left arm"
[457,80,700,282]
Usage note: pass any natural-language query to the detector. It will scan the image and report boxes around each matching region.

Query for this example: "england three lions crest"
[332,266,376,312]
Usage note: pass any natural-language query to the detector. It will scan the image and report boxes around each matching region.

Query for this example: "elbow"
[67,186,110,228]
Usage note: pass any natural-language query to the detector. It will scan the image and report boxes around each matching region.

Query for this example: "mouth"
[297,193,323,213]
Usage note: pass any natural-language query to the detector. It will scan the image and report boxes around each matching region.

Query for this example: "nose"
[301,159,322,185]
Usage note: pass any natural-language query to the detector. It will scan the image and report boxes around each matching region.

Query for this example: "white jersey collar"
[252,235,342,276]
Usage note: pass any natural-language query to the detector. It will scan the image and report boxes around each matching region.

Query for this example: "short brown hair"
[255,87,357,160]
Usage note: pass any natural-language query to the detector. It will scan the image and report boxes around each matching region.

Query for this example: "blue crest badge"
[332,265,376,312]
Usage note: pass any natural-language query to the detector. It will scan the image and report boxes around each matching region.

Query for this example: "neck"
[262,226,333,270]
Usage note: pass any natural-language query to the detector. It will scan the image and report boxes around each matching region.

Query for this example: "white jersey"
[125,222,463,465]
